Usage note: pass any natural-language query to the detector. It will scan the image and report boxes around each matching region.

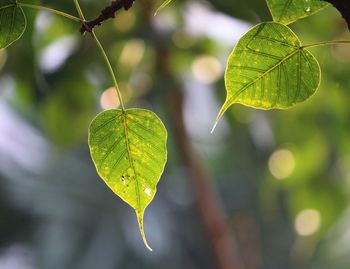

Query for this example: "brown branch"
[232,213,263,269]
[168,92,244,269]
[150,34,243,269]
[80,0,135,34]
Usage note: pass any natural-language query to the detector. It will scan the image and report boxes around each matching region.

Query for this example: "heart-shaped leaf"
[266,0,329,25]
[0,1,26,49]
[89,108,167,251]
[213,22,320,131]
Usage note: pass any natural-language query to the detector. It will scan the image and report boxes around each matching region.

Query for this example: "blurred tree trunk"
[168,90,244,269]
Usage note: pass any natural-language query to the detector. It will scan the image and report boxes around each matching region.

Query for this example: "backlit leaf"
[266,0,329,25]
[213,22,320,131]
[89,108,167,251]
[0,0,26,49]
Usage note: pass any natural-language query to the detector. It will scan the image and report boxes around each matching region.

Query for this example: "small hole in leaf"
[122,175,128,185]
[144,188,152,197]
[305,7,311,13]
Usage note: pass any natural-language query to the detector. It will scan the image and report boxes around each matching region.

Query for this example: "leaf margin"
[266,0,330,25]
[0,1,27,49]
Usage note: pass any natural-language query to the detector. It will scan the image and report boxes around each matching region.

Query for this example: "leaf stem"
[90,30,126,111]
[302,40,350,49]
[73,0,85,20]
[73,0,125,111]
[17,3,82,22]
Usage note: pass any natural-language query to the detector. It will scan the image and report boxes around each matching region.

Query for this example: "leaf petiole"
[72,0,125,111]
[17,3,82,22]
[302,40,350,49]
[73,0,85,20]
[90,30,126,111]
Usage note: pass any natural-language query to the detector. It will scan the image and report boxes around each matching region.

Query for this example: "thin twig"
[17,3,82,22]
[73,0,125,110]
[80,0,135,34]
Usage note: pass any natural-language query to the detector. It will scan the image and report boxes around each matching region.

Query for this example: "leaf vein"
[100,135,124,164]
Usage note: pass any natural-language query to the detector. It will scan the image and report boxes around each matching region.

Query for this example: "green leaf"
[266,0,329,25]
[213,22,320,131]
[154,0,173,15]
[0,1,26,49]
[89,108,167,251]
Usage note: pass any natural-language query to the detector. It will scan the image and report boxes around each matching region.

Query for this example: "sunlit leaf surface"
[213,22,320,130]
[266,0,329,25]
[0,1,26,48]
[89,109,167,250]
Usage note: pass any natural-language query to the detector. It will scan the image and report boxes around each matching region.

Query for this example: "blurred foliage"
[0,0,350,269]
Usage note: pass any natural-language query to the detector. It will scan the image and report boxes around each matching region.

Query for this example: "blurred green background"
[0,0,350,268]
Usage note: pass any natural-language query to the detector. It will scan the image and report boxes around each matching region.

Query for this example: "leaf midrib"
[122,111,141,211]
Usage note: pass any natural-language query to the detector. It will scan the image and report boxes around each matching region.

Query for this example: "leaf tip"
[211,102,229,133]
[210,121,219,134]
[154,0,172,16]
[136,210,153,251]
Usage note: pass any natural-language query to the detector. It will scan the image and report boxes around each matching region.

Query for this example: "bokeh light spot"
[119,39,145,69]
[100,83,133,110]
[100,87,120,110]
[172,29,196,49]
[191,55,223,84]
[294,209,321,236]
[268,148,295,179]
